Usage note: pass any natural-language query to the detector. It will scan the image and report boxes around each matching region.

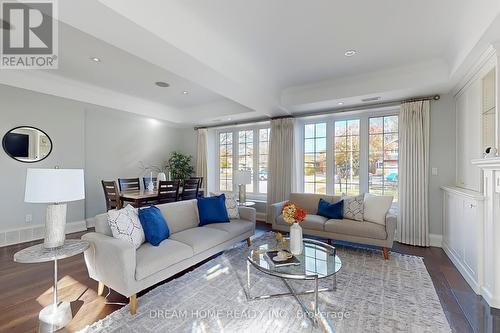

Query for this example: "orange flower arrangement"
[281,202,307,225]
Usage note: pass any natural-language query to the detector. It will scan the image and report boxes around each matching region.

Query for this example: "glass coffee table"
[246,238,342,330]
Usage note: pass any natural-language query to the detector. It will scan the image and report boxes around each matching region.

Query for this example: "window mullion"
[360,116,369,194]
[253,128,259,194]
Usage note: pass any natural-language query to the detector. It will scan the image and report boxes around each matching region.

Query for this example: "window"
[219,132,233,191]
[258,128,270,193]
[304,123,327,194]
[334,120,360,195]
[216,126,270,197]
[238,130,254,193]
[369,115,399,200]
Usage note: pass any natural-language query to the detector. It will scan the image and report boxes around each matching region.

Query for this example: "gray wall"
[0,85,86,230]
[84,108,194,218]
[0,85,197,232]
[428,94,456,235]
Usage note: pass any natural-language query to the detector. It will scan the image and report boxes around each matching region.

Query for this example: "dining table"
[119,189,158,208]
[119,188,205,208]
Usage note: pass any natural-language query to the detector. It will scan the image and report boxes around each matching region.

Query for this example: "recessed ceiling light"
[337,102,344,105]
[155,81,170,88]
[227,118,232,121]
[344,50,357,57]
[182,91,188,95]
[90,57,101,63]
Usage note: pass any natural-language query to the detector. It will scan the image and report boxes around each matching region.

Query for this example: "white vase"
[157,172,167,187]
[289,222,303,255]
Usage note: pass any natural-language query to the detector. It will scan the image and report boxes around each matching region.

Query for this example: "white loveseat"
[82,199,256,314]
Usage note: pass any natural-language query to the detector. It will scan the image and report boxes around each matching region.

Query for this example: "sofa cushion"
[204,219,254,238]
[289,193,341,214]
[138,206,169,246]
[210,192,240,219]
[169,227,230,254]
[156,200,199,234]
[317,198,343,219]
[94,212,113,236]
[342,194,364,221]
[197,194,230,226]
[107,205,145,249]
[135,239,193,280]
[276,214,327,231]
[324,219,387,240]
[364,193,393,225]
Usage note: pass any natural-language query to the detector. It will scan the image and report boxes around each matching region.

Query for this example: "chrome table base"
[245,261,336,332]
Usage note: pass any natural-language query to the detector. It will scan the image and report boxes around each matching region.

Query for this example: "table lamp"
[25,168,85,248]
[234,170,251,204]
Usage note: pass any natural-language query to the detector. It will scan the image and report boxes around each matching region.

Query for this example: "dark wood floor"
[0,223,498,333]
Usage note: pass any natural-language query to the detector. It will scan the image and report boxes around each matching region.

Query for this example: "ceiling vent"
[361,96,381,102]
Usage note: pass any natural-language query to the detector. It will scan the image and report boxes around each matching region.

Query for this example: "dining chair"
[143,177,157,189]
[101,180,121,211]
[190,177,203,188]
[157,180,180,204]
[118,178,141,192]
[180,178,200,200]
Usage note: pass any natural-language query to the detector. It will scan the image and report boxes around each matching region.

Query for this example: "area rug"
[78,232,451,333]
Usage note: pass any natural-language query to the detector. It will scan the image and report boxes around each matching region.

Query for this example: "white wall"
[0,85,86,231]
[429,94,457,236]
[0,85,197,237]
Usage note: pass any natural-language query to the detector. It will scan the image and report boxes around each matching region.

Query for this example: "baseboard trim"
[256,212,267,223]
[429,233,443,247]
[0,220,88,247]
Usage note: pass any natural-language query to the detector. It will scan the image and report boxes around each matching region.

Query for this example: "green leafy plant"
[166,152,194,180]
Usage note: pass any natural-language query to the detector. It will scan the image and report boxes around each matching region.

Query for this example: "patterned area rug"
[78,232,451,333]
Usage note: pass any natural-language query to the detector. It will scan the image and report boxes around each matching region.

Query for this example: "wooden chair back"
[118,178,140,192]
[190,177,203,188]
[102,180,120,211]
[143,177,157,189]
[181,178,200,200]
[157,180,180,204]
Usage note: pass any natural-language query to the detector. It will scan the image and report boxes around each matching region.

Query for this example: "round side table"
[238,201,256,207]
[14,239,90,333]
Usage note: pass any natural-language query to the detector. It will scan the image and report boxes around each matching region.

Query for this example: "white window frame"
[215,124,270,200]
[297,107,399,196]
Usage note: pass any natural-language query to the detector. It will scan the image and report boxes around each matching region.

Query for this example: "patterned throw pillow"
[342,194,364,221]
[210,192,240,219]
[107,204,145,249]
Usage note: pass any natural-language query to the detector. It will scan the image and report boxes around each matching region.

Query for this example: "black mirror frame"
[2,126,53,163]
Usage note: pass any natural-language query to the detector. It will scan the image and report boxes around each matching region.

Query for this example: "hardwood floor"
[0,223,498,333]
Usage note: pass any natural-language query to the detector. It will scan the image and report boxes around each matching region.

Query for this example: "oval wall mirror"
[2,126,53,163]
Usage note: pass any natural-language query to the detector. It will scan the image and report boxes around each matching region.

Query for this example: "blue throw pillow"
[197,194,230,226]
[317,198,344,219]
[138,206,169,246]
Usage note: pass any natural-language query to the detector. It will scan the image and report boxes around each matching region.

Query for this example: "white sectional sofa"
[82,199,256,314]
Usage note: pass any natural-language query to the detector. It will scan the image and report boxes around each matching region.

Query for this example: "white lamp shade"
[25,168,85,203]
[235,170,252,185]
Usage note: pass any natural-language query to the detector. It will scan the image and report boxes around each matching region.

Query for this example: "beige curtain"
[196,128,208,193]
[398,100,430,246]
[267,118,294,223]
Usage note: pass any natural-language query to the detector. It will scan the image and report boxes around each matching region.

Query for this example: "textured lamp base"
[44,204,67,249]
[38,301,72,333]
[238,184,246,204]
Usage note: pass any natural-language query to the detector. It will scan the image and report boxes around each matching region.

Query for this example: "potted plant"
[166,152,194,181]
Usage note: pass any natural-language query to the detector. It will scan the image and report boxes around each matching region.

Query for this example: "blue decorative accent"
[138,206,169,246]
[317,198,344,219]
[197,194,230,226]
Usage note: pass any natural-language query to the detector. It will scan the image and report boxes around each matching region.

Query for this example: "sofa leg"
[98,281,105,296]
[327,239,332,245]
[383,247,389,260]
[246,237,252,247]
[130,294,137,315]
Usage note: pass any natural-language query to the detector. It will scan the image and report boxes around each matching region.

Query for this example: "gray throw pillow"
[342,194,364,221]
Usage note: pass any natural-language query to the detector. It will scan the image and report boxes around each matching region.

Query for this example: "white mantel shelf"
[471,157,500,169]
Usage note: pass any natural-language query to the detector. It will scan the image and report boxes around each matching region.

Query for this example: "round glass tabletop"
[247,238,342,280]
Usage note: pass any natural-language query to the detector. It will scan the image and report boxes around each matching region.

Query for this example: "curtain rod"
[194,94,440,130]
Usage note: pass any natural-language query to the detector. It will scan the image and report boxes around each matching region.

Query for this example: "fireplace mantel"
[472,157,500,169]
